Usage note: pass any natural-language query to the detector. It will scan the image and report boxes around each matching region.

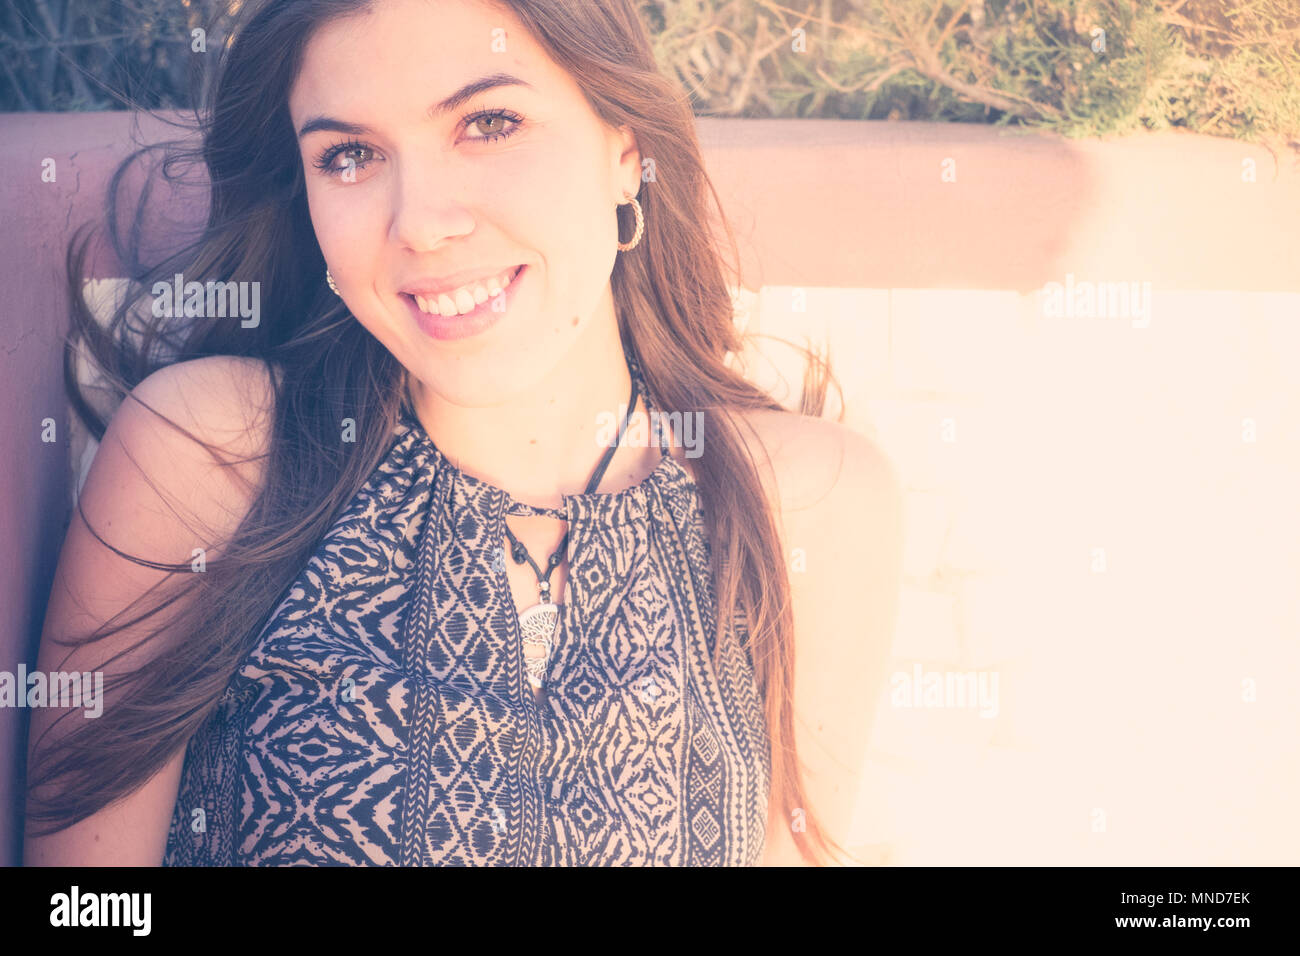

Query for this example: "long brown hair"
[28,0,852,865]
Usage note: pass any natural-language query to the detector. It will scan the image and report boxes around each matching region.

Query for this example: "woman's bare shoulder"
[730,405,900,528]
[24,355,280,865]
[129,355,278,448]
[110,355,280,528]
[131,354,279,428]
[735,405,904,866]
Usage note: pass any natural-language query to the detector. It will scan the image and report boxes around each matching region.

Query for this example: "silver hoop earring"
[326,268,340,296]
[617,193,644,252]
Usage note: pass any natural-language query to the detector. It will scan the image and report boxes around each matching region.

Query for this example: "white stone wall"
[746,284,1300,864]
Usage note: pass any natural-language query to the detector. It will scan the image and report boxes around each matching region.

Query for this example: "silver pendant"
[517,601,561,689]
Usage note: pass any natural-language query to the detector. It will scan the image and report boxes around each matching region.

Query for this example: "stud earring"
[617,192,644,252]
[326,268,340,296]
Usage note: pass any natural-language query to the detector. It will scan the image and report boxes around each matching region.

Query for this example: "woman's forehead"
[289,0,555,123]
[295,0,533,82]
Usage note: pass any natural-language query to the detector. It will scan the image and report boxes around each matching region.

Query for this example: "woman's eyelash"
[462,107,524,143]
[312,108,524,178]
[313,139,369,176]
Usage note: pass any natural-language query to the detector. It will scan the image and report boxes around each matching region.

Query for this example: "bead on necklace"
[502,361,641,692]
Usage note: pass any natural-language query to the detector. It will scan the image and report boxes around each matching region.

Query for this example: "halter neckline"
[397,352,679,520]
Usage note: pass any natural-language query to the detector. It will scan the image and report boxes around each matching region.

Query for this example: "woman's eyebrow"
[296,71,535,139]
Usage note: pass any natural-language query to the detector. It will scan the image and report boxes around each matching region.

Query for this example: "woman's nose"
[388,161,476,252]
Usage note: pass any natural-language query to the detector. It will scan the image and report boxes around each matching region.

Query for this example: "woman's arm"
[751,412,905,866]
[24,356,277,866]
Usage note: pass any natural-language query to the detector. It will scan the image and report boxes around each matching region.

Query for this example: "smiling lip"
[401,264,523,300]
[403,264,526,341]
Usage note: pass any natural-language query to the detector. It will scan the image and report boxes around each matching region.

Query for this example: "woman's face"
[289,0,641,405]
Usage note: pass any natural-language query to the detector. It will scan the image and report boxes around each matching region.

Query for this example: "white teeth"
[411,266,520,316]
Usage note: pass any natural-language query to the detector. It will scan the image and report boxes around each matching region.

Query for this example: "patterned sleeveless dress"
[162,358,771,866]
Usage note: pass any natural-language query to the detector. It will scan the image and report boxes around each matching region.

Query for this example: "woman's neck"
[405,322,656,509]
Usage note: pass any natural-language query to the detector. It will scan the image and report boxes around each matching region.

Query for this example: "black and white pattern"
[163,361,770,866]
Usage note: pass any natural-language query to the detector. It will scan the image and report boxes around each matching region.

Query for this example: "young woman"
[25,0,902,866]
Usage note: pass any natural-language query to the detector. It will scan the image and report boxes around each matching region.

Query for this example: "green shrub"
[3,0,1296,148]
[648,0,1299,146]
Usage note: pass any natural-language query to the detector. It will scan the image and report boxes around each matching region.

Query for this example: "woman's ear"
[614,124,643,201]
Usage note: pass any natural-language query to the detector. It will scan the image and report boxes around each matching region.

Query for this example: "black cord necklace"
[505,370,640,691]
